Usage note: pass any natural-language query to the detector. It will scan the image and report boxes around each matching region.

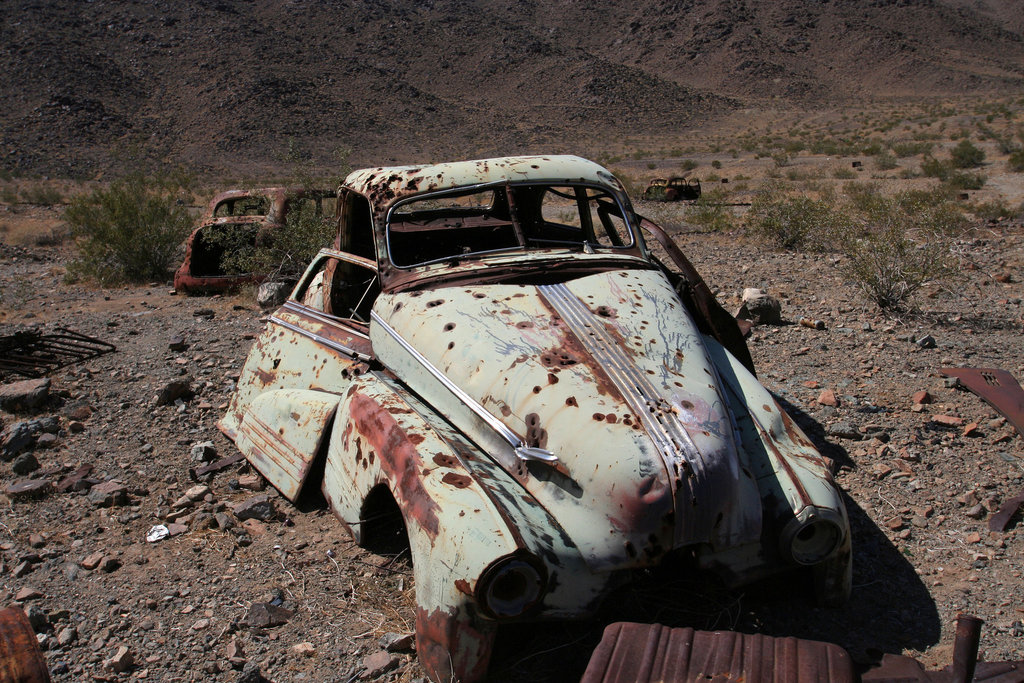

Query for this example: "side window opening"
[336,192,376,261]
[296,255,380,325]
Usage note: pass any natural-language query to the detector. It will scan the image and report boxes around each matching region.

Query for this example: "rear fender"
[323,373,528,682]
[234,388,338,501]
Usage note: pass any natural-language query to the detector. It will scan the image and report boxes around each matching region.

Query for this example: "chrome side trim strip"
[269,315,373,362]
[370,310,557,464]
[280,301,371,339]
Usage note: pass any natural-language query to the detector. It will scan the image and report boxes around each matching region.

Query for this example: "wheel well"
[359,484,411,559]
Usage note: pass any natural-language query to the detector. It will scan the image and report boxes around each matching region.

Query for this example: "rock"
[155,379,193,406]
[55,464,94,493]
[6,479,51,499]
[190,441,217,463]
[34,433,57,449]
[103,645,134,673]
[245,602,293,628]
[912,390,932,404]
[99,556,121,573]
[233,495,275,522]
[826,422,862,440]
[237,662,267,683]
[11,452,39,475]
[13,561,34,577]
[965,504,986,519]
[28,533,45,548]
[379,632,415,653]
[214,512,235,531]
[291,641,316,657]
[192,618,210,631]
[257,281,291,309]
[916,335,937,349]
[735,288,782,326]
[67,421,85,433]
[193,308,215,319]
[1,422,35,461]
[817,389,839,407]
[65,404,92,421]
[87,480,128,507]
[225,638,245,661]
[943,377,961,389]
[362,651,400,679]
[166,523,188,536]
[24,604,47,630]
[931,414,964,427]
[0,377,51,412]
[237,474,264,491]
[81,551,104,570]
[185,484,210,501]
[57,626,77,647]
[168,336,189,352]
[15,586,43,601]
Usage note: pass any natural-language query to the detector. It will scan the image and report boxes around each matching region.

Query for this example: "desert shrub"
[683,187,733,232]
[0,186,17,204]
[920,155,950,180]
[711,160,722,169]
[680,159,698,172]
[890,141,934,157]
[1008,149,1024,172]
[946,171,986,190]
[968,198,1017,220]
[20,186,64,205]
[874,152,898,171]
[950,139,985,168]
[746,184,846,251]
[832,166,857,179]
[64,173,193,285]
[835,189,966,310]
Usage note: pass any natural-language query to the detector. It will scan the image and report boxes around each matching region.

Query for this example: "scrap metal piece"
[580,621,856,683]
[0,606,51,683]
[989,489,1024,532]
[188,453,246,481]
[0,328,115,379]
[940,367,1024,439]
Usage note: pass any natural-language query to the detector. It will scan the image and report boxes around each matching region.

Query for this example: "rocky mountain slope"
[2,0,1023,177]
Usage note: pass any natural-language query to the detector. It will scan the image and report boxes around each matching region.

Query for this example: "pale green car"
[220,156,851,682]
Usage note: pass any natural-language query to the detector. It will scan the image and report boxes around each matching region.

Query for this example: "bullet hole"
[532,385,542,394]
[548,373,558,385]
[447,341,455,350]
[593,413,605,421]
[427,299,445,308]
[680,400,694,411]
[443,322,456,332]
[605,413,617,423]
[565,396,578,407]
[516,321,534,329]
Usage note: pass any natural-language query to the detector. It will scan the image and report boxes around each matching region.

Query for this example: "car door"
[219,249,380,500]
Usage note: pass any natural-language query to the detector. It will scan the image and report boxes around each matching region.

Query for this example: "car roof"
[343,155,620,209]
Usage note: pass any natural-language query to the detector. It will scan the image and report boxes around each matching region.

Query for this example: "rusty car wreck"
[174,187,336,294]
[219,156,851,682]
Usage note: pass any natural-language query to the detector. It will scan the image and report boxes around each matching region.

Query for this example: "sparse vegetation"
[746,184,845,251]
[64,173,194,285]
[1009,149,1024,172]
[684,187,734,232]
[950,139,985,168]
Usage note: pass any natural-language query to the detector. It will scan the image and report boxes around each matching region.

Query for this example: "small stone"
[103,645,135,673]
[13,561,33,577]
[817,389,839,407]
[99,556,121,573]
[1,422,35,461]
[965,504,986,520]
[735,288,782,326]
[931,414,964,427]
[0,377,51,412]
[81,551,104,570]
[225,638,245,661]
[66,404,92,421]
[57,626,78,647]
[246,602,293,628]
[802,380,819,389]
[962,422,980,437]
[56,464,94,493]
[190,441,217,463]
[362,651,400,679]
[943,377,960,389]
[15,586,43,601]
[916,335,937,349]
[68,421,85,433]
[192,618,210,631]
[11,452,39,475]
[826,422,862,440]
[155,379,193,406]
[912,390,932,405]
[379,632,415,653]
[166,523,188,536]
[291,642,315,657]
[237,474,264,491]
[872,463,892,479]
[6,479,51,499]
[214,512,235,531]
[185,484,211,501]
[257,282,291,309]
[28,533,45,548]
[34,433,58,449]
[193,308,215,319]
[233,495,275,522]
[168,336,189,352]
[885,517,905,531]
[966,531,982,544]
[87,480,128,507]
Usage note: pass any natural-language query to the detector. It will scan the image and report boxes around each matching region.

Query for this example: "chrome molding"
[269,315,373,362]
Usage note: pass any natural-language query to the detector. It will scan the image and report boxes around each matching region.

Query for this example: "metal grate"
[0,328,116,378]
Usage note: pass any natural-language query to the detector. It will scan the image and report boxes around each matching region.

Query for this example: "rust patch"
[525,413,548,449]
[594,305,617,318]
[433,453,459,468]
[415,606,495,683]
[442,472,472,488]
[547,372,558,385]
[255,367,276,385]
[593,413,605,421]
[516,321,534,329]
[349,392,441,538]
[427,299,446,308]
[566,396,578,407]
[455,579,473,595]
[540,351,578,368]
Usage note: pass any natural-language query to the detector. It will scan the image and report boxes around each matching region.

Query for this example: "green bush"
[65,173,193,285]
[920,155,950,180]
[680,159,698,172]
[1008,149,1024,172]
[890,141,934,157]
[746,185,845,251]
[20,186,64,205]
[946,171,986,190]
[874,152,898,171]
[683,188,733,232]
[950,139,985,168]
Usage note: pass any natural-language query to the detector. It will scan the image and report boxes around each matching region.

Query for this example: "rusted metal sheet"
[989,489,1024,532]
[940,367,1024,439]
[581,621,856,683]
[219,155,852,682]
[0,328,115,379]
[0,606,51,683]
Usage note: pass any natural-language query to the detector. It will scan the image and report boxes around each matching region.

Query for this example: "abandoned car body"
[219,156,851,682]
[642,176,702,202]
[173,187,335,294]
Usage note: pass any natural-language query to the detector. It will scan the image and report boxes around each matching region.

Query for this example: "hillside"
[1,0,1023,177]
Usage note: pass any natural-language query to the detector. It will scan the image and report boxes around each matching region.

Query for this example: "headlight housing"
[475,551,547,619]
[780,507,844,566]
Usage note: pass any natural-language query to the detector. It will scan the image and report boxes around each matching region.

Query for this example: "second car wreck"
[219,156,851,682]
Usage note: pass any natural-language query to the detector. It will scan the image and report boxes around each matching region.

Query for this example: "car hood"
[371,268,761,571]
